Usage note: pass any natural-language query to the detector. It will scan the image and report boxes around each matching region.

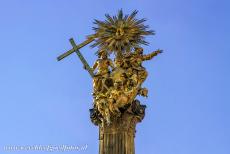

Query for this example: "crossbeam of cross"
[57,38,95,78]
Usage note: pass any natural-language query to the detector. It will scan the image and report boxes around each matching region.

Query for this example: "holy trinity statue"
[57,10,162,154]
[86,10,162,126]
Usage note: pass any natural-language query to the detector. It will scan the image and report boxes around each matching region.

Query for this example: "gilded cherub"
[94,94,111,125]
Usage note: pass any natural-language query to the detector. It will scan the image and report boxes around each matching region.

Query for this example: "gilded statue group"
[90,47,162,125]
[57,10,162,126]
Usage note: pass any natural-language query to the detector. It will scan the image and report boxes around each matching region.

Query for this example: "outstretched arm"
[142,49,163,61]
[83,60,98,71]
[92,60,99,71]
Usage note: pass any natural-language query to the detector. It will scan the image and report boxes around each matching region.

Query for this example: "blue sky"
[0,0,229,153]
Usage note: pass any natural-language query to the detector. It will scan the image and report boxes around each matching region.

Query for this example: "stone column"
[90,100,146,154]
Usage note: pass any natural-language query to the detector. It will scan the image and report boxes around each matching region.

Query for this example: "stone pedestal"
[90,100,146,154]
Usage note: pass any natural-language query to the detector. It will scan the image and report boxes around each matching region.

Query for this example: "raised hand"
[155,49,163,54]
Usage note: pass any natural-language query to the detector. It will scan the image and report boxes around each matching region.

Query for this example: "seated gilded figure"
[91,50,114,95]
